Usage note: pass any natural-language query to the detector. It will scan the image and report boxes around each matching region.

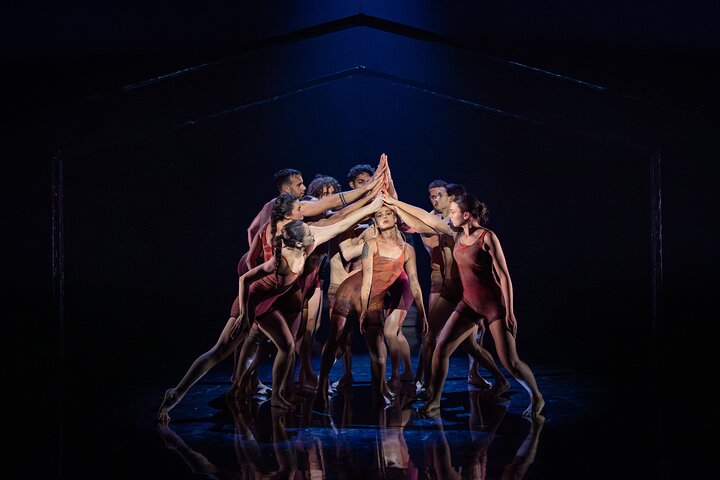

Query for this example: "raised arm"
[484,231,517,336]
[300,173,383,218]
[358,239,377,334]
[230,257,276,338]
[391,207,439,236]
[310,185,379,227]
[402,244,428,337]
[339,224,376,262]
[308,195,383,247]
[384,196,454,235]
[381,153,399,199]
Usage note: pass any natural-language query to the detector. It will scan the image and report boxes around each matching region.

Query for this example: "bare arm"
[247,200,273,248]
[392,207,440,236]
[403,244,428,337]
[231,257,276,338]
[300,174,382,218]
[310,189,375,227]
[359,240,376,333]
[309,195,383,247]
[339,224,375,262]
[246,227,264,271]
[384,197,454,235]
[382,153,399,199]
[485,231,517,336]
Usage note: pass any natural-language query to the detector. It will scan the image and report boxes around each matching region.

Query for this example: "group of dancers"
[157,153,544,422]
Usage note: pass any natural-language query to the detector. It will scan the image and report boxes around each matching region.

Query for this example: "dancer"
[158,195,384,422]
[314,203,428,410]
[384,194,544,418]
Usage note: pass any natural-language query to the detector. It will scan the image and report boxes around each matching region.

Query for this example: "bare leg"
[298,286,322,392]
[232,323,274,396]
[489,321,544,418]
[364,321,393,407]
[467,321,488,386]
[460,324,510,394]
[421,310,478,413]
[384,309,413,390]
[419,296,456,389]
[254,310,297,410]
[332,331,354,390]
[314,313,348,411]
[158,317,243,423]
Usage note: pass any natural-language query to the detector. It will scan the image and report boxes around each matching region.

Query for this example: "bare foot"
[489,379,511,397]
[468,373,492,391]
[157,389,181,424]
[522,396,545,419]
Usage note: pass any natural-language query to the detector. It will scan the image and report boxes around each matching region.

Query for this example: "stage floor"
[60,354,657,479]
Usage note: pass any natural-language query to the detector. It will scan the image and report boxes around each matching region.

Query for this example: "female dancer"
[384,194,544,418]
[313,204,429,410]
[158,195,384,422]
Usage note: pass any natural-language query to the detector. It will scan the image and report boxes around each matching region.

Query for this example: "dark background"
[4,1,718,477]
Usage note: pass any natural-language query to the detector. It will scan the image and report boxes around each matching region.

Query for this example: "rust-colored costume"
[453,229,506,325]
[332,243,407,327]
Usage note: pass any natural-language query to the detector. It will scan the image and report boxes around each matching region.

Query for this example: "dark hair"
[307,174,342,199]
[274,168,302,190]
[428,179,448,190]
[274,220,308,281]
[453,193,489,225]
[347,164,375,184]
[270,194,298,239]
[445,183,466,198]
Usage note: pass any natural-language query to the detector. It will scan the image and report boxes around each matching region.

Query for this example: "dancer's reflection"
[500,414,545,480]
[157,398,300,479]
[379,403,418,477]
[228,399,298,479]
[424,391,544,479]
[157,423,240,480]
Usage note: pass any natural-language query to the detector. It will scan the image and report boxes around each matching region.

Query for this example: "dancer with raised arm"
[314,202,428,411]
[158,195,384,422]
[384,194,544,418]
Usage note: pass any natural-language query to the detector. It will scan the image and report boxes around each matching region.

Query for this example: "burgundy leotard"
[453,229,506,325]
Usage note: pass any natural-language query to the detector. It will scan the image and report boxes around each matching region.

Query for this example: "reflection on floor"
[71,354,655,479]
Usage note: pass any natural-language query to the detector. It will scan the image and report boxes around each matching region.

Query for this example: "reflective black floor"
[61,354,657,479]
